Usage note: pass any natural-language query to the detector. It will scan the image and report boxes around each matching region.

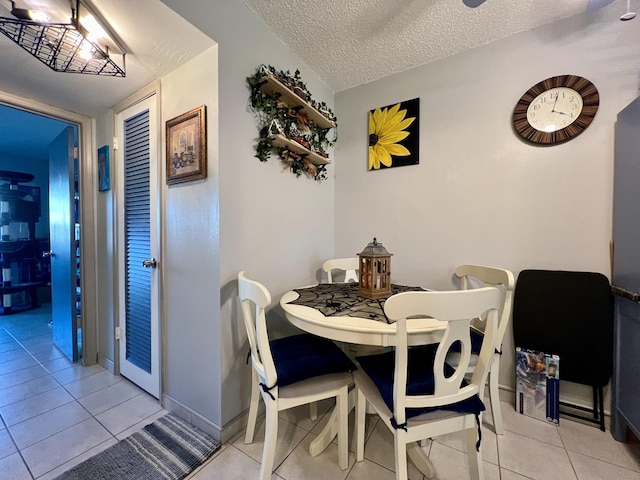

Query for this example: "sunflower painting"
[368,98,419,170]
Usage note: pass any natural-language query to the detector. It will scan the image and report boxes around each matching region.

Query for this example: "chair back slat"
[238,271,278,388]
[385,287,500,425]
[455,264,515,351]
[323,257,359,283]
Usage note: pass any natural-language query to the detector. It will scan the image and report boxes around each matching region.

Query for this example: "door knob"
[142,258,157,268]
[42,250,55,258]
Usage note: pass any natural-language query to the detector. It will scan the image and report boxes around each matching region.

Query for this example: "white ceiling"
[0,0,628,160]
[0,0,214,161]
[0,0,214,117]
[242,0,622,92]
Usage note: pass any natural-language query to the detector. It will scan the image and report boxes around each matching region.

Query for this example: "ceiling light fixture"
[0,0,125,77]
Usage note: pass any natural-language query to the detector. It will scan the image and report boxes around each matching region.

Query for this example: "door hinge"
[115,326,122,340]
[113,136,118,150]
[73,147,79,159]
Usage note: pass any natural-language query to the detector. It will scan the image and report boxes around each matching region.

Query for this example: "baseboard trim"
[98,354,114,374]
[162,395,250,444]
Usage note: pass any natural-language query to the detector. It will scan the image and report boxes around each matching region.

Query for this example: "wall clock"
[513,75,599,145]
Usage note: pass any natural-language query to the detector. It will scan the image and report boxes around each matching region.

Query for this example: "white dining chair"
[238,271,354,479]
[445,264,515,435]
[353,287,500,480]
[322,257,359,283]
[308,256,359,420]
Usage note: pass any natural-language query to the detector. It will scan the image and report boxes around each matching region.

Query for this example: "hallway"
[0,305,165,479]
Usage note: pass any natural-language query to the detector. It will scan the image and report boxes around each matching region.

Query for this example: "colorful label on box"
[515,347,560,425]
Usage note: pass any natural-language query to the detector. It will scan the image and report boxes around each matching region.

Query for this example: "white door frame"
[113,81,162,398]
[0,90,98,365]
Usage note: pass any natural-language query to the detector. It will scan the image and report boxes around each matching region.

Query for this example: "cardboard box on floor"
[515,347,560,425]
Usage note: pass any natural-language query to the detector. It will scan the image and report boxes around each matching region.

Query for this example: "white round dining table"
[279,283,447,477]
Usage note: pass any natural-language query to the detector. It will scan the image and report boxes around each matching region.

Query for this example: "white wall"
[160,46,220,430]
[334,4,640,406]
[160,0,336,437]
[94,112,116,369]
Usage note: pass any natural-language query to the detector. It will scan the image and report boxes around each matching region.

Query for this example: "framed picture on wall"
[166,105,207,185]
[368,97,419,171]
[98,145,110,191]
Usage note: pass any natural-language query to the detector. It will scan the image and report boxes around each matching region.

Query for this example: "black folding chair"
[513,269,614,431]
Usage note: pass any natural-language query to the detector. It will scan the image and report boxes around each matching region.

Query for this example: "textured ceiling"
[0,0,626,160]
[242,0,619,92]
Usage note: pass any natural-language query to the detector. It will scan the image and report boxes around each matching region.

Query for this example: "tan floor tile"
[190,445,279,479]
[0,374,59,408]
[0,452,31,480]
[94,392,162,435]
[8,401,92,449]
[500,399,563,447]
[0,386,74,426]
[38,437,119,480]
[559,417,640,472]
[78,378,144,415]
[568,450,640,480]
[360,419,424,480]
[233,415,309,468]
[346,458,396,479]
[500,468,536,479]
[497,430,576,480]
[432,421,499,465]
[115,409,168,440]
[275,431,355,480]
[20,417,113,478]
[51,364,105,385]
[63,368,122,399]
[0,364,49,389]
[0,428,17,459]
[428,442,500,480]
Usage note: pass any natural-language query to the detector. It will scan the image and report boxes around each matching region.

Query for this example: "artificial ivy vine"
[247,64,337,182]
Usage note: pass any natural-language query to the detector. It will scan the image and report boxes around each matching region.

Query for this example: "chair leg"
[310,401,318,421]
[489,354,504,435]
[597,386,606,432]
[259,398,279,480]
[466,424,484,480]
[245,369,260,444]
[355,388,366,461]
[337,386,349,470]
[394,431,408,480]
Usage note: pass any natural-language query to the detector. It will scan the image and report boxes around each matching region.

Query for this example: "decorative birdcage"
[357,237,393,299]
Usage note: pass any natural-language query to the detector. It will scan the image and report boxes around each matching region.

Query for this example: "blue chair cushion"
[270,334,356,387]
[447,328,484,355]
[356,345,485,420]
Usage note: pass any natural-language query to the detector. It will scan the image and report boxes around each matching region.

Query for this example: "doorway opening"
[0,103,83,362]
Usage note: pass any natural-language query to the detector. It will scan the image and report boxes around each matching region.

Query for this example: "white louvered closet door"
[115,94,160,398]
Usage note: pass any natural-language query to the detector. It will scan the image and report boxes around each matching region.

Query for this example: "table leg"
[309,389,355,456]
[407,442,434,478]
[307,392,435,478]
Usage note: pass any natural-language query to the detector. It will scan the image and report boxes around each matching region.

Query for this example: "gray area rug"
[54,414,220,480]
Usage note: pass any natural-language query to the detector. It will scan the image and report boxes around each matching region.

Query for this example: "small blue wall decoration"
[98,145,110,191]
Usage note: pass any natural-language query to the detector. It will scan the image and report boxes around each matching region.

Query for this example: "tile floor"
[0,305,166,479]
[2,306,640,479]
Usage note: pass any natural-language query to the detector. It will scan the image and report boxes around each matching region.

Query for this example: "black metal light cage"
[0,1,125,77]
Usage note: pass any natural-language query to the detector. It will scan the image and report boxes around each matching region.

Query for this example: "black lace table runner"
[290,283,425,324]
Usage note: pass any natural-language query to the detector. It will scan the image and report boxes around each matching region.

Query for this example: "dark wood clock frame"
[513,75,599,145]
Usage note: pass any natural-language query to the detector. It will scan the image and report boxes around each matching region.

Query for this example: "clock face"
[526,87,583,133]
[513,75,599,145]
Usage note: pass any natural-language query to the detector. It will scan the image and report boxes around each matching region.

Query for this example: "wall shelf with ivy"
[247,65,337,182]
